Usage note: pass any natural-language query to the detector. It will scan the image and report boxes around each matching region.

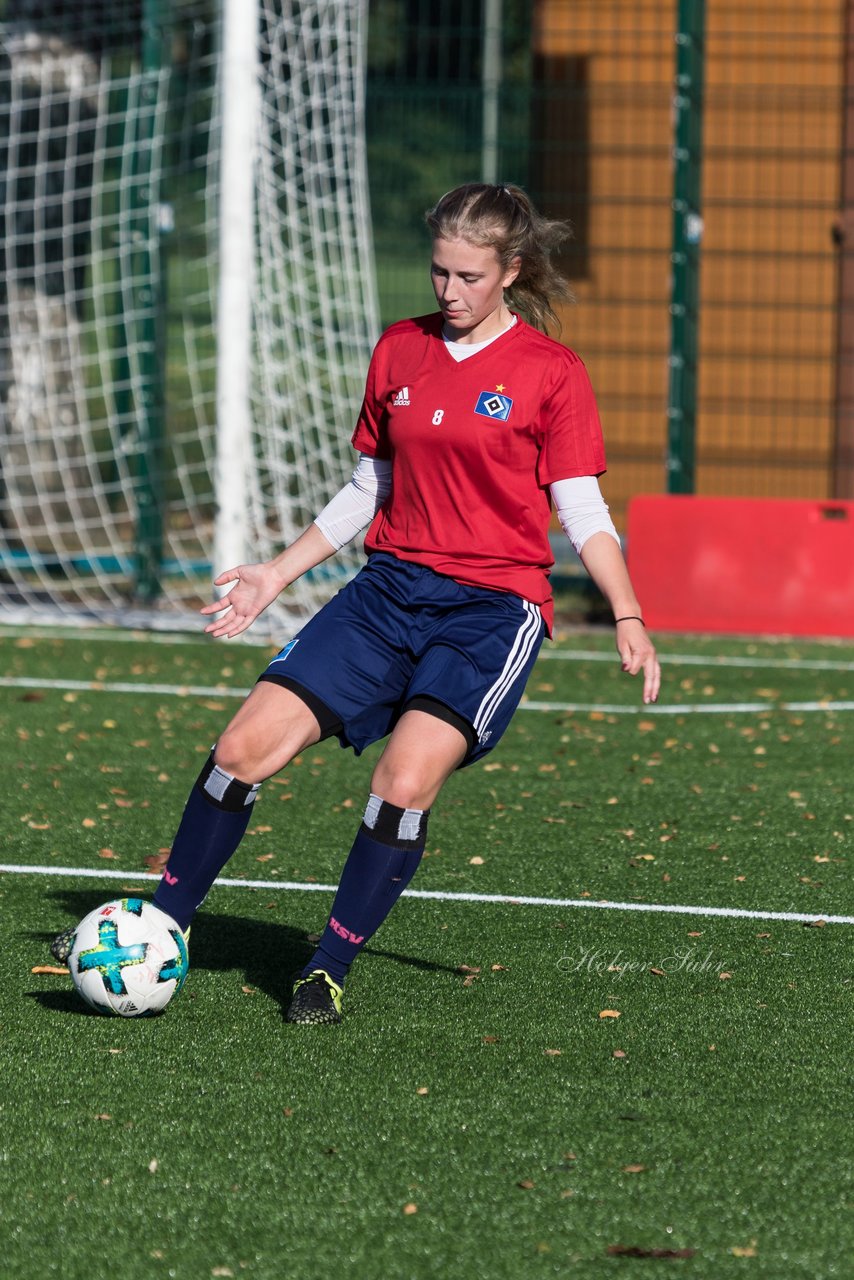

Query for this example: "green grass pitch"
[2,624,853,1278]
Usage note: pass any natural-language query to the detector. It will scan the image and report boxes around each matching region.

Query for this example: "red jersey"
[351,313,607,633]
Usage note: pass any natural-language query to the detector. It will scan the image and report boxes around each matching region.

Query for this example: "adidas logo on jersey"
[391,386,411,407]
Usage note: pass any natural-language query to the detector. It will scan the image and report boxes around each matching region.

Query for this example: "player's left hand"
[616,619,660,704]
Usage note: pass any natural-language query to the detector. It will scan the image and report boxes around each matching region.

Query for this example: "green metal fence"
[365,0,848,519]
[0,0,849,603]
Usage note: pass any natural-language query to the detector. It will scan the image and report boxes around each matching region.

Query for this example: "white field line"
[0,675,245,699]
[521,699,854,715]
[2,673,854,716]
[541,650,854,672]
[1,861,849,927]
[4,623,854,671]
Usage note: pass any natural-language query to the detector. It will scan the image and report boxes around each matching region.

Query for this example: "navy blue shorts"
[258,553,544,765]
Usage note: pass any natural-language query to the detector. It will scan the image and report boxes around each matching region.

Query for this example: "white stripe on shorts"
[473,600,542,742]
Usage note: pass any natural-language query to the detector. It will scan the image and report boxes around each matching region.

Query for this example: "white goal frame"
[0,0,379,636]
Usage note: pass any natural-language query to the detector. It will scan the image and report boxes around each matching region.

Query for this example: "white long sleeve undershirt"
[314,453,392,549]
[314,455,620,555]
[549,474,621,555]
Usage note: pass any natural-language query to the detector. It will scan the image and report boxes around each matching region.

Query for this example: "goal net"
[0,0,378,637]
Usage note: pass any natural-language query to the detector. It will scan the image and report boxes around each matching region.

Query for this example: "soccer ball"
[68,898,189,1017]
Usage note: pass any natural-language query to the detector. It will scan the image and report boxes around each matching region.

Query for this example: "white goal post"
[0,0,379,636]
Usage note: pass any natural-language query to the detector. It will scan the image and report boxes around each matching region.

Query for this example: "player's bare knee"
[215,716,318,782]
[211,730,258,782]
[369,762,434,812]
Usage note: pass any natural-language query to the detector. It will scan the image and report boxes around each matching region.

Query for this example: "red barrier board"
[626,495,854,636]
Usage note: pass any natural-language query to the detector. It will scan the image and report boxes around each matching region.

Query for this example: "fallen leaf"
[804,919,826,928]
[94,1114,112,1121]
[719,972,733,980]
[621,1164,647,1173]
[731,1243,758,1258]
[416,1086,429,1096]
[469,856,485,865]
[482,1035,499,1044]
[31,965,69,975]
[402,1202,418,1215]
[148,1159,158,1174]
[490,964,508,971]
[607,1246,696,1259]
[457,965,481,974]
[613,1049,627,1059]
[649,967,666,977]
[599,1009,621,1019]
[517,1179,535,1190]
[544,1049,562,1057]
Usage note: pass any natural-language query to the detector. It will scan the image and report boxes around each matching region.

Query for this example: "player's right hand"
[200,562,289,639]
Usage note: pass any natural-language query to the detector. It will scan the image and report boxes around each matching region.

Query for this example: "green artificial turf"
[2,626,853,1279]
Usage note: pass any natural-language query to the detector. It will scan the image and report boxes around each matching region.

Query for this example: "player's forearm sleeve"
[550,475,621,555]
[314,454,392,550]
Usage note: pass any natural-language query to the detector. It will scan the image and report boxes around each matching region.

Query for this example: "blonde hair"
[425,183,572,333]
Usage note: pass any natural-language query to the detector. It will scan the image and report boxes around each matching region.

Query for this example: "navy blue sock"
[153,754,260,931]
[303,794,429,985]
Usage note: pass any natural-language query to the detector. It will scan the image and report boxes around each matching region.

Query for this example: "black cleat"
[49,926,76,965]
[285,968,344,1025]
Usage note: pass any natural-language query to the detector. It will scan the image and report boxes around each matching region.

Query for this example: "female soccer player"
[57,183,659,1023]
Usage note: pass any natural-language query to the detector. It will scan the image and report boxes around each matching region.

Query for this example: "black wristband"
[615,615,645,625]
